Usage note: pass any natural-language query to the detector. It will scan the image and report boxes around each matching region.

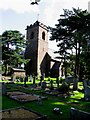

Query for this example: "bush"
[58,82,69,94]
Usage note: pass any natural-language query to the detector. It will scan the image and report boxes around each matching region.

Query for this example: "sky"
[0,0,90,50]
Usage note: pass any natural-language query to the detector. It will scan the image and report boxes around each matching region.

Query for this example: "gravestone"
[88,80,90,86]
[30,75,33,82]
[33,75,36,84]
[41,81,46,90]
[70,107,90,120]
[42,73,45,80]
[11,74,16,82]
[24,76,28,87]
[83,80,90,101]
[32,75,37,88]
[65,76,74,84]
[2,83,6,95]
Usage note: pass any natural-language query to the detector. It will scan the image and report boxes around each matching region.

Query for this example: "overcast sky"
[0,0,90,50]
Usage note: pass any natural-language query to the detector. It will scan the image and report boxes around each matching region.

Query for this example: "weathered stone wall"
[25,21,48,76]
[37,23,48,75]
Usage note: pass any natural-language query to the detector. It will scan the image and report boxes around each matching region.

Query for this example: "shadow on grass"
[2,83,90,120]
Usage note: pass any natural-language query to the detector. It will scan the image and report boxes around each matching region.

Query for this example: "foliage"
[1,82,90,120]
[50,8,90,80]
[58,82,69,93]
[1,30,28,75]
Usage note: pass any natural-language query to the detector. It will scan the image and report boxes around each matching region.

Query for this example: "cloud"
[40,0,89,27]
[0,0,89,16]
[0,0,89,50]
[0,0,39,13]
[0,0,89,30]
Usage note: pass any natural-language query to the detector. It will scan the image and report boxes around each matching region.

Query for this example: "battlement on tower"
[26,21,48,31]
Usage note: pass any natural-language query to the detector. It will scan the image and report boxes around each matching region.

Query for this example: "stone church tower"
[24,21,49,76]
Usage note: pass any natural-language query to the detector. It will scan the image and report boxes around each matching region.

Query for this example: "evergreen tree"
[1,30,27,75]
[50,8,90,90]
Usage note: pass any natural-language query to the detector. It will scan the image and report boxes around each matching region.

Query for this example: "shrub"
[58,82,69,94]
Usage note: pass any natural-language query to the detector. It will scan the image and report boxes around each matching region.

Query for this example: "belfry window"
[42,31,45,40]
[30,32,34,39]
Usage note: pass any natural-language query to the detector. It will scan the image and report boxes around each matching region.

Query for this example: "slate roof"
[48,48,62,62]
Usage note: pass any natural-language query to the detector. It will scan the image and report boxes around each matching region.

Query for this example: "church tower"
[25,21,49,76]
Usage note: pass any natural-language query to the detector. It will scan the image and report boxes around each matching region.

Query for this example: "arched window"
[42,31,45,40]
[30,32,34,39]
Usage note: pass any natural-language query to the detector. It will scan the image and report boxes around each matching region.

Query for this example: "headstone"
[11,74,16,82]
[33,75,35,84]
[41,82,46,90]
[88,80,90,86]
[30,75,33,82]
[42,73,45,80]
[2,83,6,95]
[83,80,90,101]
[24,76,28,87]
[65,76,74,84]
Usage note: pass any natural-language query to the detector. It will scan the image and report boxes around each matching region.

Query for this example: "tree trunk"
[64,54,67,78]
[77,41,81,81]
[4,63,8,75]
[73,41,78,90]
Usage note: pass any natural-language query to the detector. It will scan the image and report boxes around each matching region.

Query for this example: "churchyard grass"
[1,78,90,120]
[1,90,90,120]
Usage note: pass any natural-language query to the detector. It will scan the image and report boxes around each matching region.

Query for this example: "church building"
[24,21,63,77]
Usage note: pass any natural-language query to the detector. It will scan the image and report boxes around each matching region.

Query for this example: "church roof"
[48,48,62,62]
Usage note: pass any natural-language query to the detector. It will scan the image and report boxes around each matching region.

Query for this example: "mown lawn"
[1,80,90,120]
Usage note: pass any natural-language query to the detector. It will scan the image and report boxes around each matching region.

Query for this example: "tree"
[1,30,27,75]
[50,8,90,90]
